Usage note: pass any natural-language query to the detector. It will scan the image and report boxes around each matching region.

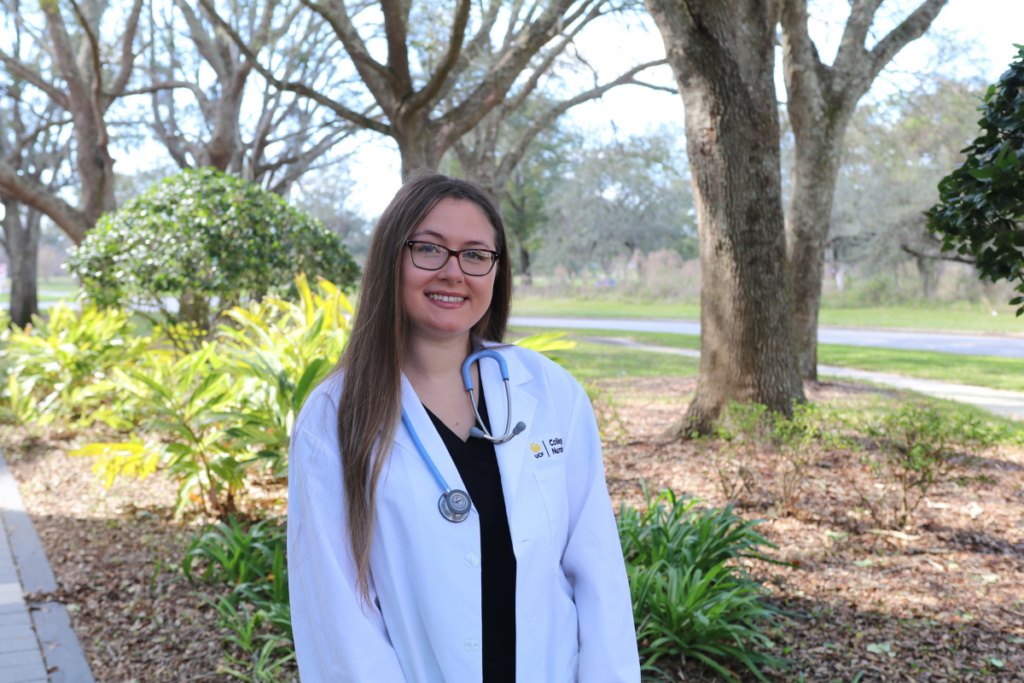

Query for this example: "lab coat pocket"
[534,465,569,546]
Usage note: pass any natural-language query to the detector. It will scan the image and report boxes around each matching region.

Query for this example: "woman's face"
[402,198,498,343]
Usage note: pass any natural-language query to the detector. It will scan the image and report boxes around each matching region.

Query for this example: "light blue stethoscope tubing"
[401,408,472,522]
[462,349,526,444]
[402,349,527,523]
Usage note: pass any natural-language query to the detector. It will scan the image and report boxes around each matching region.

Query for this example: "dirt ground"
[3,377,1023,682]
[599,377,1024,682]
[3,425,241,683]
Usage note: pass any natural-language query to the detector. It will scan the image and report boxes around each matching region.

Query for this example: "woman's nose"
[437,253,464,280]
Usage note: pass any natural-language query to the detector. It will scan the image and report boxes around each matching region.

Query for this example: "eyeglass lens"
[410,243,495,275]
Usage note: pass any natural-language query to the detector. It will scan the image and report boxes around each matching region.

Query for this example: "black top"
[424,387,516,683]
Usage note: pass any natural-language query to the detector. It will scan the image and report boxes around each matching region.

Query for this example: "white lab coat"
[287,344,639,683]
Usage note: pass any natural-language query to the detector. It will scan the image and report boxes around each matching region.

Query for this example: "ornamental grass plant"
[619,485,787,682]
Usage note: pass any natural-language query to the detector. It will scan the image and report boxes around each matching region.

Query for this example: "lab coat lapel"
[393,374,468,496]
[481,347,536,519]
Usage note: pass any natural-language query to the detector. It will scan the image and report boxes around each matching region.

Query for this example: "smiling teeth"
[428,294,465,303]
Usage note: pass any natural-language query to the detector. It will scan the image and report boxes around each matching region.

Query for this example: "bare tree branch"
[196,0,392,135]
[0,161,89,244]
[0,49,71,108]
[406,0,473,110]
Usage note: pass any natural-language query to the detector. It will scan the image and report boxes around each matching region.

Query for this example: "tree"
[0,104,71,326]
[447,2,670,202]
[780,0,948,379]
[66,168,360,348]
[0,7,73,324]
[926,45,1024,316]
[643,0,805,433]
[537,129,696,276]
[827,79,984,298]
[147,0,354,194]
[201,0,615,179]
[0,0,150,244]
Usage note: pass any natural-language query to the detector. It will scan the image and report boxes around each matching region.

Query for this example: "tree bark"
[2,199,40,326]
[644,0,805,434]
[518,243,532,284]
[781,0,948,379]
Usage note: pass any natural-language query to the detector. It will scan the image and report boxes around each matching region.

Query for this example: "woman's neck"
[403,330,472,382]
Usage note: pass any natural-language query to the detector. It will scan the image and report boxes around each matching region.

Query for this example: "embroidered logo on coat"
[531,437,565,459]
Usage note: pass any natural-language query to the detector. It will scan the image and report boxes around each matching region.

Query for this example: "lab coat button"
[464,552,479,567]
[464,637,480,652]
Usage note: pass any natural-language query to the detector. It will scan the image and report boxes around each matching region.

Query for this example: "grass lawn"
[512,326,1024,392]
[509,332,698,381]
[512,297,1023,334]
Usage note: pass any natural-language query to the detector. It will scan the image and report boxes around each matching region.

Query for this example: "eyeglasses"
[406,241,500,276]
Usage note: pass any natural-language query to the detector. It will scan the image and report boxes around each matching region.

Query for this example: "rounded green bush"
[67,168,360,322]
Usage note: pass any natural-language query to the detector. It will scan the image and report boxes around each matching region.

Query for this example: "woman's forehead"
[412,198,495,246]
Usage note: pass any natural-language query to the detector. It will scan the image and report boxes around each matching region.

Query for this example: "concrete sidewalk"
[0,451,95,683]
[581,336,1024,420]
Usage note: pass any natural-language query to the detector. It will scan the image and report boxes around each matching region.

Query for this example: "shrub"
[861,402,996,528]
[704,401,770,503]
[183,517,294,682]
[69,275,352,518]
[619,486,785,682]
[66,168,359,342]
[768,402,845,514]
[219,274,352,478]
[0,304,152,427]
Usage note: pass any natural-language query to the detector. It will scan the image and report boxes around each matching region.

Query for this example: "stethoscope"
[401,348,527,523]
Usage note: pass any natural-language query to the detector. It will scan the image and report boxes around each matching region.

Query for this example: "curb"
[0,450,95,683]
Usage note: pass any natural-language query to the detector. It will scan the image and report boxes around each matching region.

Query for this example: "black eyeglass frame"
[405,240,501,276]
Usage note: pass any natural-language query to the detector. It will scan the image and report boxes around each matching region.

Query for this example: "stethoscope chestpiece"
[439,489,472,523]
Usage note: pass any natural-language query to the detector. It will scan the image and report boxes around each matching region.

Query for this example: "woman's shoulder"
[294,370,344,434]
[494,341,585,398]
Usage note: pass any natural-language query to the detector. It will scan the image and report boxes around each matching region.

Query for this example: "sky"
[119,0,1024,221]
[338,0,1024,220]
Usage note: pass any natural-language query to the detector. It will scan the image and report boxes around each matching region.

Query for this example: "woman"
[288,174,638,683]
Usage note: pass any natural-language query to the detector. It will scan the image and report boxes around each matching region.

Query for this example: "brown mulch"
[2,425,245,683]
[3,377,1023,682]
[599,376,1024,682]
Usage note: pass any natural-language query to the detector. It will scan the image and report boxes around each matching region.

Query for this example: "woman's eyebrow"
[410,229,494,248]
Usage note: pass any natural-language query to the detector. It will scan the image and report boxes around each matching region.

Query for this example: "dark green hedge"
[68,168,359,315]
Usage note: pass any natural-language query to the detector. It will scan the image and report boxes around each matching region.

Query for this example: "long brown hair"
[336,173,513,600]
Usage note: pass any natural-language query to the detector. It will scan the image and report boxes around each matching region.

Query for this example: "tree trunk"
[644,0,805,434]
[518,244,532,285]
[785,129,848,380]
[780,0,949,379]
[2,200,40,327]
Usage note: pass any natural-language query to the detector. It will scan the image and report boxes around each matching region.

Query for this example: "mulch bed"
[3,425,242,683]
[600,377,1024,681]
[4,377,1023,682]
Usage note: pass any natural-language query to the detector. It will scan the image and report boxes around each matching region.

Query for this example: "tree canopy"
[67,168,359,333]
[927,45,1024,314]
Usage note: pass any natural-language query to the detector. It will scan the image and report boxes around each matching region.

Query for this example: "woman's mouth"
[427,293,466,303]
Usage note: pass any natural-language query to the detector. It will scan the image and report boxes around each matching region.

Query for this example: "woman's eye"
[463,250,487,262]
[416,243,441,254]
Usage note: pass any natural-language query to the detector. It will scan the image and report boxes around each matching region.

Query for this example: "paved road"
[511,316,1024,359]
[583,336,1024,420]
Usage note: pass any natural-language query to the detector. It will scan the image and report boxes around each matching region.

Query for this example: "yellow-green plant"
[0,303,151,426]
[512,331,576,365]
[218,274,352,477]
[108,343,246,517]
[67,441,162,488]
